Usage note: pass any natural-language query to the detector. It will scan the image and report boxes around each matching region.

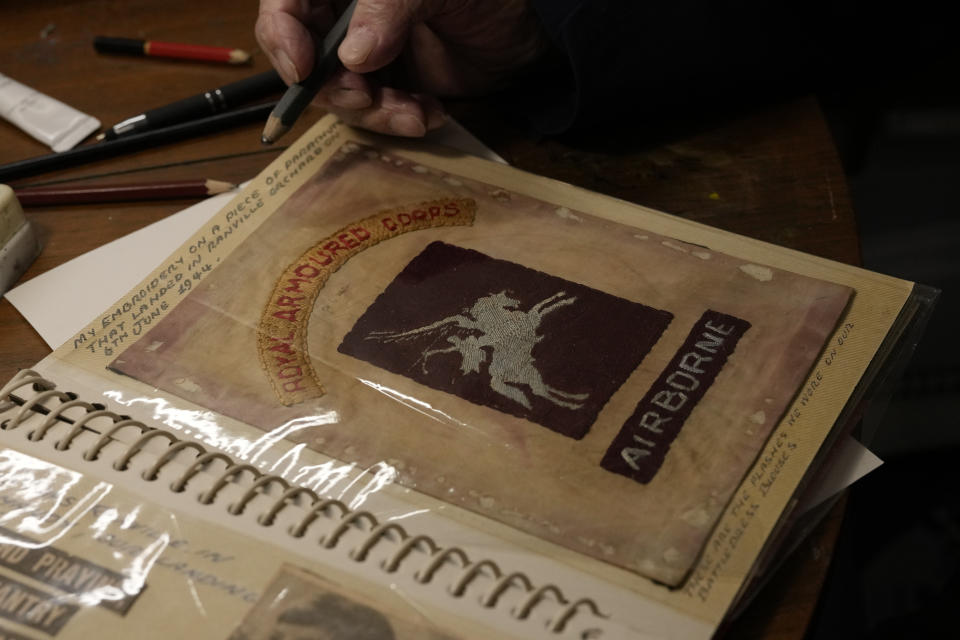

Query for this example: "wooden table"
[0,1,859,637]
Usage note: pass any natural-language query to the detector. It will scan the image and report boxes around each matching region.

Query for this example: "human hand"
[255,0,549,137]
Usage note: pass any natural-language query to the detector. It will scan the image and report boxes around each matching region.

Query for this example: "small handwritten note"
[71,124,344,360]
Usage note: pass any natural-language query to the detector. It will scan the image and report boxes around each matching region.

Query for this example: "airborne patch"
[338,242,673,439]
[601,310,751,483]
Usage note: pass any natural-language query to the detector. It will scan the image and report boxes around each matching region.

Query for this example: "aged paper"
[102,140,850,586]
[0,448,486,639]
[34,115,914,634]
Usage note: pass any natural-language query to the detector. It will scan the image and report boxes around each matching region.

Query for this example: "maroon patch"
[601,310,750,483]
[338,242,673,439]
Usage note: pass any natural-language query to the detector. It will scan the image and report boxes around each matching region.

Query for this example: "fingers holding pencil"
[259,0,361,144]
[256,0,459,143]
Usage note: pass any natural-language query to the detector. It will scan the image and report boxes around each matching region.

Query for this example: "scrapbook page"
[0,389,572,640]
[18,115,916,637]
[97,137,849,588]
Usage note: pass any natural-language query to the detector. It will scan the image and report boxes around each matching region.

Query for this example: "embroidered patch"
[257,199,476,405]
[601,310,751,483]
[338,241,673,439]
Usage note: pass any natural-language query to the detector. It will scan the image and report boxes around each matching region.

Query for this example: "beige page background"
[104,140,849,586]
[42,116,914,628]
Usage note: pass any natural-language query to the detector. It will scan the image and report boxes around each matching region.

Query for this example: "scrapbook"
[0,115,928,638]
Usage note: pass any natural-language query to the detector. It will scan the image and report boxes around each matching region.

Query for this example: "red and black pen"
[94,36,250,64]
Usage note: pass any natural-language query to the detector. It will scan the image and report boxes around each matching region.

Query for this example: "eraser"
[0,185,41,294]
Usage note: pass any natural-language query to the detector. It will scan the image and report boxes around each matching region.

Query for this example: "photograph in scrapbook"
[228,563,460,640]
[8,115,917,638]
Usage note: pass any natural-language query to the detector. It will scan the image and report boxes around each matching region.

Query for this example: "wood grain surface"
[0,1,860,638]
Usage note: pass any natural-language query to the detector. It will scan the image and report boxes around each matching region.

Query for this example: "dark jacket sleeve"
[518,0,824,135]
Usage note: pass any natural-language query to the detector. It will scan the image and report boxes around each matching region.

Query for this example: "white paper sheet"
[5,192,230,348]
[797,434,884,512]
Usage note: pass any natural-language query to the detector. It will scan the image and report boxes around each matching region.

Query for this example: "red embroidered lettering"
[309,251,333,267]
[338,232,360,249]
[259,199,477,406]
[272,309,299,322]
[282,379,307,393]
[270,343,295,354]
[275,295,302,308]
[323,240,345,256]
[283,278,311,294]
[293,264,321,279]
[268,330,295,344]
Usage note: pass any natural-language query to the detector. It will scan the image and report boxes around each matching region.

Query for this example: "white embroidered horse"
[366,291,589,410]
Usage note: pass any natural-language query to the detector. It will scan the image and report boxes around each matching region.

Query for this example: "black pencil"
[0,102,276,183]
[261,0,358,144]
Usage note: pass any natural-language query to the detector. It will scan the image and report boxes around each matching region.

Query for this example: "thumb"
[338,0,445,73]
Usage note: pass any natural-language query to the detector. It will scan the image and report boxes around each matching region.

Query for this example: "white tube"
[0,73,100,152]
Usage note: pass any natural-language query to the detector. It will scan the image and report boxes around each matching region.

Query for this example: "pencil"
[261,0,358,144]
[94,36,251,64]
[14,179,236,206]
[0,102,276,183]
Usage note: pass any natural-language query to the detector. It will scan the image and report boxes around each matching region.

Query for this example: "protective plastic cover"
[4,116,918,638]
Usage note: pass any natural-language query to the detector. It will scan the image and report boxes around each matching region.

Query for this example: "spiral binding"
[0,370,605,635]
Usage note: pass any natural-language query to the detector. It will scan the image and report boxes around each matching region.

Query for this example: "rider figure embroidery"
[366,290,590,411]
[338,242,673,439]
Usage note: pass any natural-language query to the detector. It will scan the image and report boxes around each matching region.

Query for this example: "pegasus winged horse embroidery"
[365,291,589,410]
